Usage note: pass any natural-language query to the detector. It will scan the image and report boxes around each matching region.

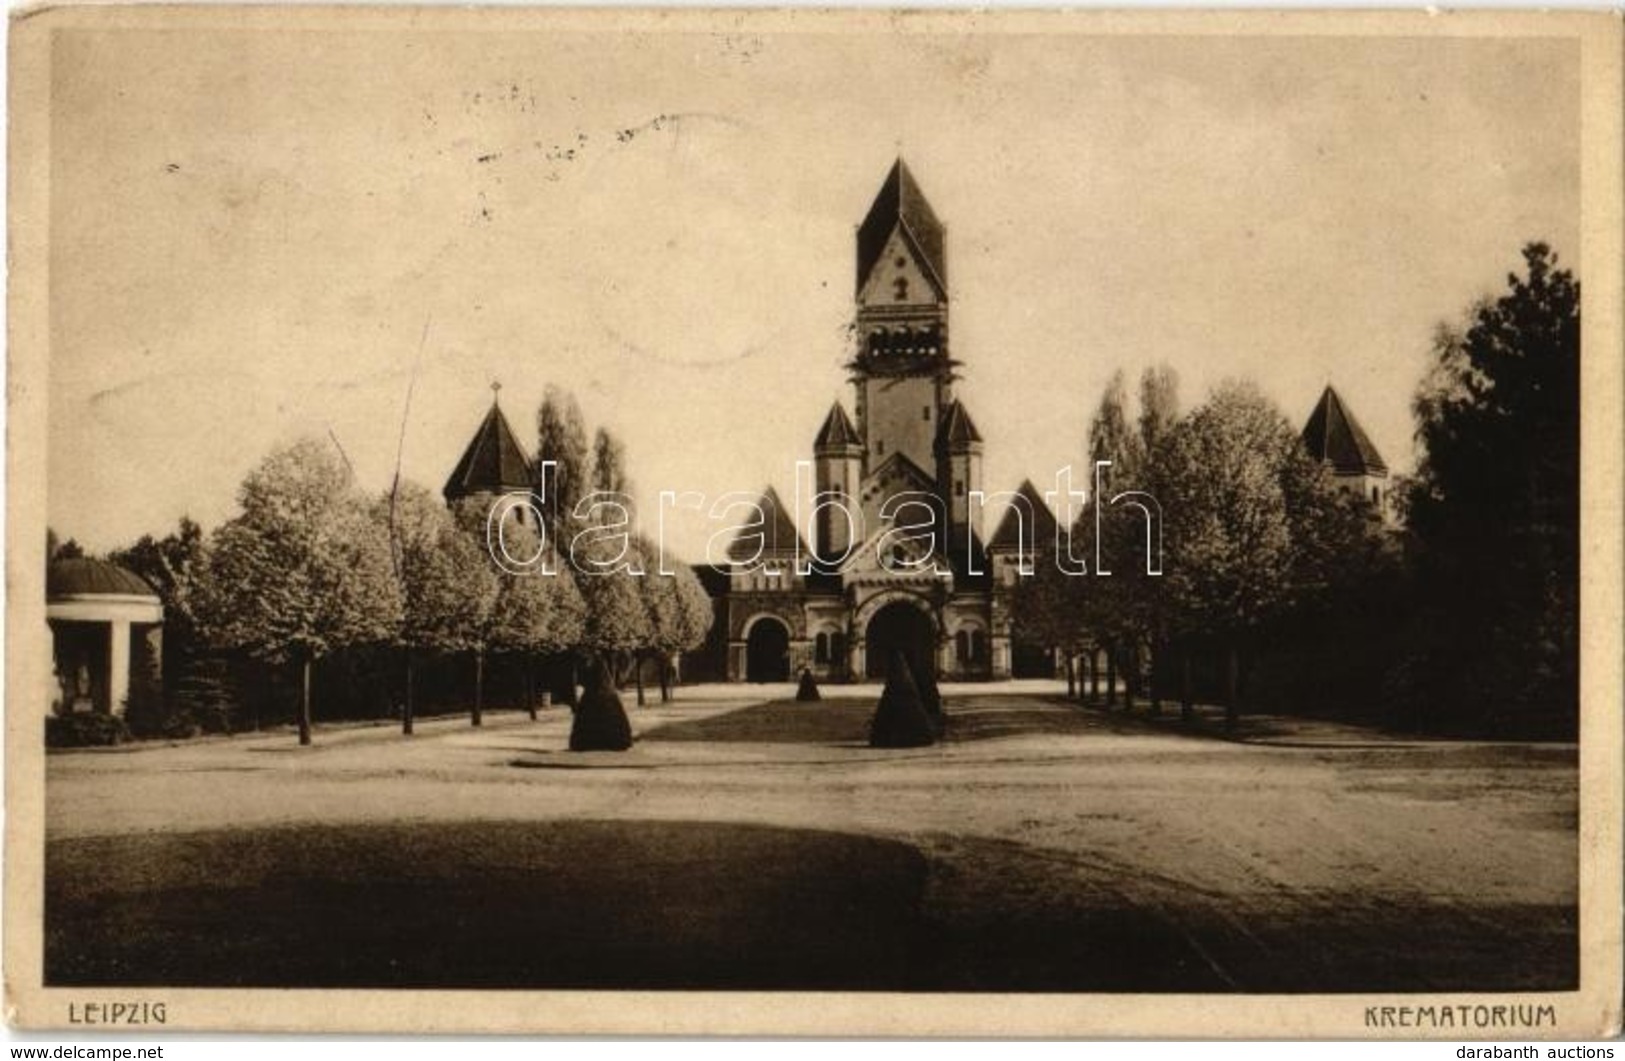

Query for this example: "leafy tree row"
[95,385,713,745]
[1014,242,1578,739]
[1015,369,1383,728]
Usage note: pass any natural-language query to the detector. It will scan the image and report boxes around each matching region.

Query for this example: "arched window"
[969,629,984,662]
[831,632,846,664]
[955,630,971,662]
[1371,485,1380,504]
[893,277,909,301]
[815,632,830,664]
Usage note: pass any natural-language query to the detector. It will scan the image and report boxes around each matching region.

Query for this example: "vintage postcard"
[6,4,1622,1038]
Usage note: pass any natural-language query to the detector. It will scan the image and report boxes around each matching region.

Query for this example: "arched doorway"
[864,601,936,682]
[744,617,791,682]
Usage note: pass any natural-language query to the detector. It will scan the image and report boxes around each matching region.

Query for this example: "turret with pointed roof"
[444,391,533,506]
[936,399,985,544]
[1301,385,1391,516]
[814,401,865,562]
[814,401,863,454]
[1302,385,1387,475]
[936,399,983,453]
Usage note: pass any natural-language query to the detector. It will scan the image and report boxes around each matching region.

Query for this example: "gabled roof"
[1302,386,1388,476]
[835,520,952,581]
[814,402,862,451]
[856,158,947,296]
[987,480,1060,553]
[444,399,533,499]
[936,400,983,451]
[726,485,809,560]
[861,451,939,503]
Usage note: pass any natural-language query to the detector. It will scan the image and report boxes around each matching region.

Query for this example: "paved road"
[45,688,1577,991]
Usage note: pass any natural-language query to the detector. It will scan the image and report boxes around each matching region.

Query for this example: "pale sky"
[46,22,1581,561]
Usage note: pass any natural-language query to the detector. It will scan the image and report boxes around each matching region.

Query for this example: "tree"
[591,427,632,513]
[1089,369,1146,482]
[637,551,714,703]
[535,385,593,541]
[1138,364,1181,461]
[1085,371,1152,708]
[194,437,402,745]
[382,483,498,733]
[1135,364,1181,712]
[48,531,85,561]
[107,517,233,735]
[1157,382,1307,728]
[1010,533,1091,697]
[575,535,653,679]
[1402,242,1580,736]
[489,521,587,718]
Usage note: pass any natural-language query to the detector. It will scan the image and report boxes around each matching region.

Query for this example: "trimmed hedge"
[47,712,131,749]
[869,650,937,749]
[569,660,633,752]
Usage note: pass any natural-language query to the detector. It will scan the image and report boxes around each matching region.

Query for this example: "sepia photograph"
[5,5,1621,1039]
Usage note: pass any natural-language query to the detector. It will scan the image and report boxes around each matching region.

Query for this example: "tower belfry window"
[893,277,909,301]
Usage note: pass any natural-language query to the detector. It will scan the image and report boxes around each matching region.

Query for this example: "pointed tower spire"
[814,401,863,453]
[856,157,947,295]
[444,392,534,503]
[936,400,984,453]
[1301,385,1388,475]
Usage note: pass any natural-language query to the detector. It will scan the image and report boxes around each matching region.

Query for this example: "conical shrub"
[869,649,937,748]
[569,658,634,752]
[913,651,945,734]
[795,668,821,702]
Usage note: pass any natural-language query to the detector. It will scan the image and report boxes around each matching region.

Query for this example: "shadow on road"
[641,695,1139,747]
[47,819,1577,992]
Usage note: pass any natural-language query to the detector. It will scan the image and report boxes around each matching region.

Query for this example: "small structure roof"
[1301,386,1388,476]
[814,402,863,451]
[936,400,983,451]
[444,397,533,499]
[47,558,159,601]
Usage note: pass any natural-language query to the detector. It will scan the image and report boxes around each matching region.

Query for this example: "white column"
[107,619,131,716]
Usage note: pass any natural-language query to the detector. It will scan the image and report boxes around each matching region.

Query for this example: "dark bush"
[47,712,132,749]
[570,659,633,752]
[913,655,945,734]
[869,650,936,749]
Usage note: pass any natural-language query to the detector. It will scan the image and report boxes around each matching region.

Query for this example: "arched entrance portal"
[864,601,936,682]
[744,617,791,682]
